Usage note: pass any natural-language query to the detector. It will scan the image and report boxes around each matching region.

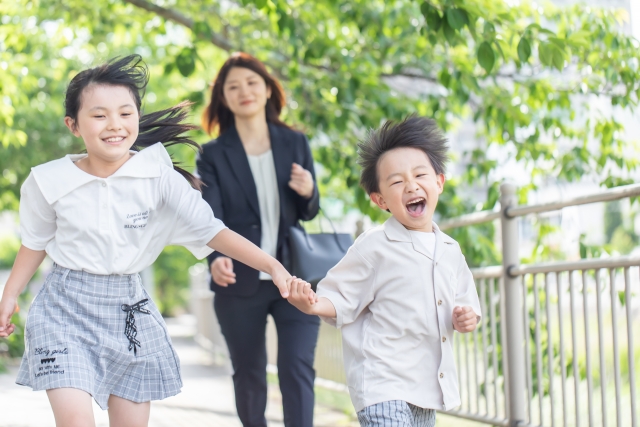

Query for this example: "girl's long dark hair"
[64,55,202,190]
[201,52,291,136]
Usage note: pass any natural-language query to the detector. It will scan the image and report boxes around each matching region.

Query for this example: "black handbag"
[288,209,353,290]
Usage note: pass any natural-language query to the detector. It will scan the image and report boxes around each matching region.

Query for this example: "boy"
[287,115,481,426]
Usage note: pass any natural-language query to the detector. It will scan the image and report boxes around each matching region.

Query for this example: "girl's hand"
[452,305,478,333]
[210,257,236,286]
[288,163,314,199]
[287,278,317,315]
[0,297,18,338]
[269,262,291,298]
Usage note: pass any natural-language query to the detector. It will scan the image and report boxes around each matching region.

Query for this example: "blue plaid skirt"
[16,264,182,409]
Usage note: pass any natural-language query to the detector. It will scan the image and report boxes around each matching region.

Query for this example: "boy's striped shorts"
[357,400,436,427]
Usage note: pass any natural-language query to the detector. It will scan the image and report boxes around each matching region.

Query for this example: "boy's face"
[370,147,445,233]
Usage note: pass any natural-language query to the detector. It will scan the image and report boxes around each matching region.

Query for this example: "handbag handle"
[299,208,350,253]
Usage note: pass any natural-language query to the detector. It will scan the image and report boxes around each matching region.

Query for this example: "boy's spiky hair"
[357,115,449,195]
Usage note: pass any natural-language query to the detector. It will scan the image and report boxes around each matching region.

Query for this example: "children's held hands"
[288,163,314,199]
[210,257,236,286]
[0,297,18,338]
[452,305,478,333]
[287,277,317,314]
[269,263,292,298]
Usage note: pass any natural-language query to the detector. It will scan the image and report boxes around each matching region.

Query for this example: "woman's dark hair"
[64,54,202,190]
[201,52,290,136]
[358,115,449,195]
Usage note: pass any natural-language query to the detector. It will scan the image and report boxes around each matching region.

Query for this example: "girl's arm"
[0,245,47,337]
[208,229,291,297]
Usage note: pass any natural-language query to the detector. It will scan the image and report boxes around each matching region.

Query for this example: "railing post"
[500,182,526,427]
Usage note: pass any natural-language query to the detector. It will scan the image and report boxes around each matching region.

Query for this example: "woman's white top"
[246,150,280,280]
[19,142,226,275]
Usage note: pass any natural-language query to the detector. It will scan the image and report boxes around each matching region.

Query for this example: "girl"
[0,55,297,427]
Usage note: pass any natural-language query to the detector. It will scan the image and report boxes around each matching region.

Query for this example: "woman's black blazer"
[196,123,320,296]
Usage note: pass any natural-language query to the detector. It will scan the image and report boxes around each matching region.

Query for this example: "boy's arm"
[208,229,291,297]
[313,245,375,328]
[452,251,482,332]
[0,246,47,337]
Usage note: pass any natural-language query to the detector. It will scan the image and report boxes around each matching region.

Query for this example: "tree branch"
[381,72,439,83]
[121,0,234,51]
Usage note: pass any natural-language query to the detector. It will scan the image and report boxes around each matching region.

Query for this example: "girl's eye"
[93,115,105,119]
[417,174,426,178]
[122,113,131,117]
[392,181,402,186]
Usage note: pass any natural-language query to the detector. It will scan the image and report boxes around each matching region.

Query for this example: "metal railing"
[442,183,640,427]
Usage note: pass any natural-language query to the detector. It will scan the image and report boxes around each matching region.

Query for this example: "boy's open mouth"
[405,197,426,217]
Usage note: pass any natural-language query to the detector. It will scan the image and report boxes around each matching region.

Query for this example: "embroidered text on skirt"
[121,299,151,355]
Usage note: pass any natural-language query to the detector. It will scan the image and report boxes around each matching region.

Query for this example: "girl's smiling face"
[64,84,139,166]
[369,147,445,232]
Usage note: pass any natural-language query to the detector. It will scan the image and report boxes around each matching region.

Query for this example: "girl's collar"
[32,142,171,204]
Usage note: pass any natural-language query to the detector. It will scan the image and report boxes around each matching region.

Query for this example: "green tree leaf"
[478,41,495,73]
[175,47,197,77]
[552,48,565,70]
[618,290,626,307]
[539,42,554,66]
[446,7,468,31]
[517,37,531,63]
[442,19,457,44]
[192,20,213,40]
[421,2,442,32]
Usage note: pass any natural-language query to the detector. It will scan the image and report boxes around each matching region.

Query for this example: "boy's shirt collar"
[31,142,171,204]
[383,216,456,262]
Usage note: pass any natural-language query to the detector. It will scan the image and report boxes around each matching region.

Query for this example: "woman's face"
[222,66,272,120]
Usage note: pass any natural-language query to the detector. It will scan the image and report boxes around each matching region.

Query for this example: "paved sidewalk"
[0,317,358,427]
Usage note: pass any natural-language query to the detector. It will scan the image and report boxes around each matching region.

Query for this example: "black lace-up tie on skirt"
[121,299,151,355]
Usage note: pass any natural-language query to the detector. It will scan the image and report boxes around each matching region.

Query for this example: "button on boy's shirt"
[19,142,227,275]
[316,217,482,412]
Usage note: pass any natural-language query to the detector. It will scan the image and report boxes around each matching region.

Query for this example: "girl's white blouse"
[19,143,226,275]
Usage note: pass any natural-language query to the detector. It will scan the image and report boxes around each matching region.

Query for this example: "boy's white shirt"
[19,142,226,275]
[316,216,482,412]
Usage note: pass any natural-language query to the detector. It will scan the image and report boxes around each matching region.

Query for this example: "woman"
[196,52,320,427]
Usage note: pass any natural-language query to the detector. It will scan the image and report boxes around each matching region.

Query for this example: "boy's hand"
[287,277,317,315]
[0,297,18,338]
[452,305,478,333]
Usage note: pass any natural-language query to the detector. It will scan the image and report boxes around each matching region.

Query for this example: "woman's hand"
[288,163,314,199]
[0,296,17,338]
[210,257,236,286]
